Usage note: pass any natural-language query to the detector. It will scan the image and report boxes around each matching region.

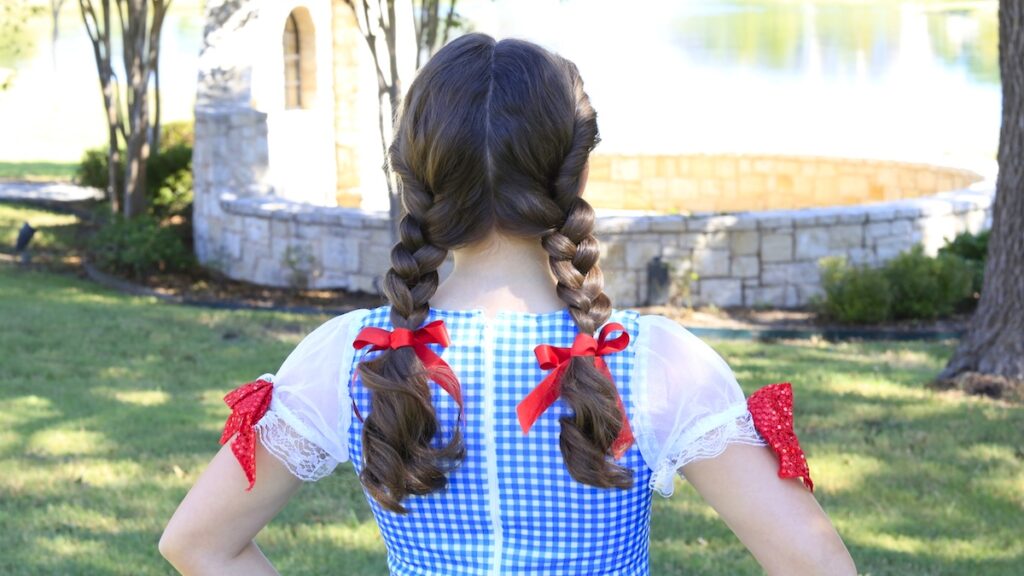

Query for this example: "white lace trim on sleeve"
[254,393,340,482]
[649,403,767,497]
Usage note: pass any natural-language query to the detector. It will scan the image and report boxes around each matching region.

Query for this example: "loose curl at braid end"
[541,59,634,490]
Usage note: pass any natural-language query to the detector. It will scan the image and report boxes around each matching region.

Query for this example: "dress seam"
[480,318,503,575]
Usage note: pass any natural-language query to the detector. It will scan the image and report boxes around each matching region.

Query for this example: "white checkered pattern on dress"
[348,305,654,575]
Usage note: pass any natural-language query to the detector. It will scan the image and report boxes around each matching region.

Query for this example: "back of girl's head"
[359,33,631,514]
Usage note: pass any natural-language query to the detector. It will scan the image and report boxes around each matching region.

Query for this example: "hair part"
[357,33,631,513]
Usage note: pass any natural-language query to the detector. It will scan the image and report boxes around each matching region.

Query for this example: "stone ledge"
[219,193,390,229]
[202,170,995,309]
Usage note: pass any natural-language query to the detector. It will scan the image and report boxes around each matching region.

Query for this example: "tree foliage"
[78,0,170,218]
[344,0,462,241]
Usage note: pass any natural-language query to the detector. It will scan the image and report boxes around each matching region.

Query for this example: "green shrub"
[817,245,977,324]
[150,166,194,220]
[883,246,974,320]
[817,256,894,324]
[160,121,195,148]
[74,121,194,221]
[88,215,194,279]
[75,147,120,191]
[939,229,990,262]
[147,144,193,221]
[939,230,989,298]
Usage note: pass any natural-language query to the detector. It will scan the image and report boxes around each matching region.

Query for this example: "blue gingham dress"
[250,304,768,575]
[349,306,651,575]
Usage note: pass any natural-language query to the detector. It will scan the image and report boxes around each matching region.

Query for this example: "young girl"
[160,33,857,575]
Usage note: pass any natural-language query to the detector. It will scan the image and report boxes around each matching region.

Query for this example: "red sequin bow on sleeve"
[351,319,463,411]
[219,378,274,491]
[517,322,635,459]
[747,382,814,492]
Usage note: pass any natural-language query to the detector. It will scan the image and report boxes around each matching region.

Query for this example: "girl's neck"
[431,231,566,318]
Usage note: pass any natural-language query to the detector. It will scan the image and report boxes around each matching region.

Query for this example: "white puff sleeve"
[247,308,369,482]
[632,314,767,497]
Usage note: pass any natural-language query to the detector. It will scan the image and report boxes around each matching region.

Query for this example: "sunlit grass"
[0,161,77,182]
[1,241,1022,573]
[0,202,80,253]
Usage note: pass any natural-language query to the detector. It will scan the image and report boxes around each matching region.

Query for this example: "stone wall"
[204,171,994,308]
[215,194,390,293]
[585,154,983,213]
[193,4,994,308]
[594,182,993,308]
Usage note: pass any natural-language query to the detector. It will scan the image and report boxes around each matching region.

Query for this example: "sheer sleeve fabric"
[252,308,369,481]
[632,314,767,497]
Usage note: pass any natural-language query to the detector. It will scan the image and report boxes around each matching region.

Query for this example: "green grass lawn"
[0,214,1021,574]
[0,161,78,182]
[0,203,82,252]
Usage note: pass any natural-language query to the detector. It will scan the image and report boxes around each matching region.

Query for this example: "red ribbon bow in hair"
[518,322,635,459]
[219,378,274,491]
[747,382,814,492]
[352,319,463,410]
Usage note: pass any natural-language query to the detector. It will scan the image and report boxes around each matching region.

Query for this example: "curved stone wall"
[203,161,993,308]
[191,4,994,309]
[583,154,983,213]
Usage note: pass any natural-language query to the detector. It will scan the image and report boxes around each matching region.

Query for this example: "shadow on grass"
[1,269,1021,575]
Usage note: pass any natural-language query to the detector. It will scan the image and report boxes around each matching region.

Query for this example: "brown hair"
[356,33,631,514]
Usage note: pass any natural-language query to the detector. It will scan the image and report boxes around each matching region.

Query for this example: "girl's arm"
[682,443,857,576]
[159,438,303,575]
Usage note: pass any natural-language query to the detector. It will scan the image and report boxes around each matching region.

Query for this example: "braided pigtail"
[542,65,633,489]
[356,150,465,514]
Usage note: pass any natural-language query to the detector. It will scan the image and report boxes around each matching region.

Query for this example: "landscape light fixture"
[15,222,36,264]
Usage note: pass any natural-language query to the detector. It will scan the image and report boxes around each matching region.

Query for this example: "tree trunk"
[348,0,458,244]
[80,0,124,213]
[106,117,121,213]
[383,0,403,241]
[121,0,149,217]
[939,0,1024,384]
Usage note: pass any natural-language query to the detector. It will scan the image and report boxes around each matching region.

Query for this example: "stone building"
[192,1,995,307]
[193,0,393,293]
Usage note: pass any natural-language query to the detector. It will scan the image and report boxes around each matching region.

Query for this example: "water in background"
[0,0,1000,166]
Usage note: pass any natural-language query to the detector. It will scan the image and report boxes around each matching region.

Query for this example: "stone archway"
[261,2,337,206]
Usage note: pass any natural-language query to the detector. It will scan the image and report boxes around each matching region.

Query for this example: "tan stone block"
[739,175,764,195]
[838,175,869,198]
[793,176,813,197]
[611,158,641,181]
[587,156,612,181]
[917,170,938,191]
[700,179,723,196]
[669,178,699,198]
[676,157,691,176]
[643,178,669,196]
[640,157,657,179]
[691,156,713,178]
[716,158,737,178]
[655,157,677,178]
[776,174,794,194]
